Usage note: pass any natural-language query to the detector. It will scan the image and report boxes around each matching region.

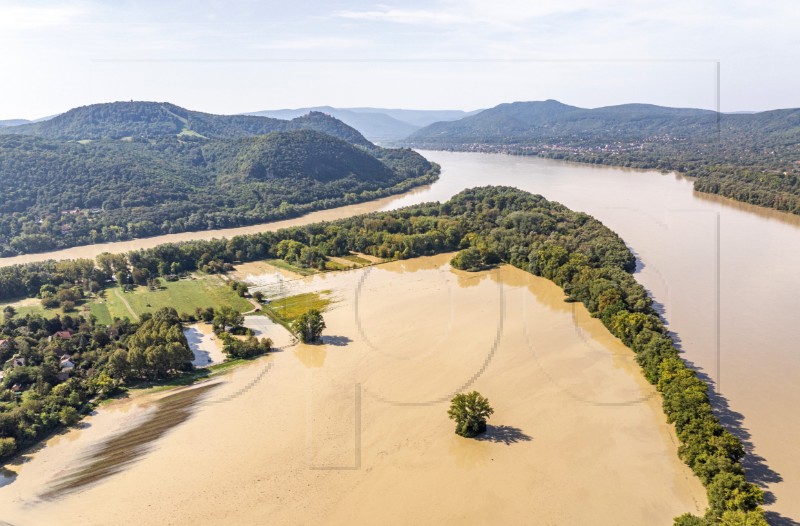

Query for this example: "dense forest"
[0,102,438,256]
[0,186,766,524]
[0,307,190,458]
[0,299,270,461]
[404,100,800,215]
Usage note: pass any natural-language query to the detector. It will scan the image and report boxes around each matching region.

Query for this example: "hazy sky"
[1,0,798,119]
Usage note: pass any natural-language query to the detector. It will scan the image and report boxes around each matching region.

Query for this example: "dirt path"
[114,288,139,321]
[243,297,262,315]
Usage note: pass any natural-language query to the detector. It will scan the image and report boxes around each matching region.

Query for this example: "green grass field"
[2,297,94,321]
[9,303,48,318]
[340,254,373,265]
[266,291,332,324]
[264,259,319,276]
[323,260,350,271]
[91,275,253,322]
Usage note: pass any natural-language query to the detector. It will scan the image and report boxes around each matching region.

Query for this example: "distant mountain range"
[245,106,480,142]
[0,102,374,147]
[401,99,799,216]
[0,119,31,127]
[1,99,796,220]
[404,99,800,147]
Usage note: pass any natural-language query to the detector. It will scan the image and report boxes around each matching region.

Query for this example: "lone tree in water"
[292,309,326,343]
[448,391,494,438]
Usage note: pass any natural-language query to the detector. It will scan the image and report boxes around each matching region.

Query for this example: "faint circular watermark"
[353,261,506,407]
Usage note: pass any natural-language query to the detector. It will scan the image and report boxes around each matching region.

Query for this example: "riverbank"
[1,150,797,520]
[0,187,430,269]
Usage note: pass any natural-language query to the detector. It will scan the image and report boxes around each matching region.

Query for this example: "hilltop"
[0,103,436,256]
[247,106,480,142]
[404,100,800,214]
[0,101,372,147]
[406,100,724,145]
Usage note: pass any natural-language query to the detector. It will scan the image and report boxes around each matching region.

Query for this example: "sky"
[0,0,798,119]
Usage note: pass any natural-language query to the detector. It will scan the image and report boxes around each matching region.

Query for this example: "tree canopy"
[448,391,494,438]
[292,309,326,343]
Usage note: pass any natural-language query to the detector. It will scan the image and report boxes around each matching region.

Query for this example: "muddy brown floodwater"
[2,150,799,522]
[0,255,706,524]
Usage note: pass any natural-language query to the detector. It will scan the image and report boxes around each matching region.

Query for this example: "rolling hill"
[0,101,373,147]
[405,100,726,145]
[247,106,481,142]
[0,103,437,256]
[404,100,800,215]
[247,106,419,142]
[0,119,31,127]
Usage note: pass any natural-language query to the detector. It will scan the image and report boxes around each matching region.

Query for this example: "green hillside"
[0,113,436,256]
[405,100,800,214]
[0,101,373,146]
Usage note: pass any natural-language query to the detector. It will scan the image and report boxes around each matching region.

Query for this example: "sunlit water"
[1,151,798,522]
[383,151,800,522]
[0,255,706,524]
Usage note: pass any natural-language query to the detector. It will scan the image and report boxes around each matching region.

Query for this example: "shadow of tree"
[684,359,787,513]
[475,425,533,445]
[764,512,800,526]
[322,335,352,347]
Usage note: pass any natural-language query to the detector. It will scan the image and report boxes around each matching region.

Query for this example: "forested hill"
[404,99,782,144]
[404,100,800,215]
[0,119,30,127]
[0,101,373,146]
[0,128,436,256]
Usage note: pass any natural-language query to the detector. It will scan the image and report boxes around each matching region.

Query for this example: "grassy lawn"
[4,275,254,324]
[97,275,253,321]
[340,253,373,265]
[264,259,319,276]
[266,291,332,324]
[2,297,95,321]
[323,260,350,271]
[89,301,114,325]
[10,303,48,318]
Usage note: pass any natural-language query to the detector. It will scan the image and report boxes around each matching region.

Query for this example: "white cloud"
[0,4,86,30]
[0,0,798,116]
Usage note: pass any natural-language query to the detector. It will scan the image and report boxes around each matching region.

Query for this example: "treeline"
[0,186,766,522]
[404,100,799,216]
[0,132,438,256]
[0,307,192,459]
[536,144,800,216]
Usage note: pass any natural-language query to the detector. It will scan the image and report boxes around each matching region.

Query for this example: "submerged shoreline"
[0,161,780,524]
[0,255,707,524]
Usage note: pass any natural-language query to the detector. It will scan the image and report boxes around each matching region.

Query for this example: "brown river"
[1,150,798,523]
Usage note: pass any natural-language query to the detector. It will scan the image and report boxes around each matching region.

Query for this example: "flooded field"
[0,255,706,525]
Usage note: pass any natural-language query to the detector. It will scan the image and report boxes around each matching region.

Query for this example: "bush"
[673,513,708,526]
[0,436,16,458]
[448,391,493,438]
[292,309,325,343]
[58,406,80,426]
[450,247,488,271]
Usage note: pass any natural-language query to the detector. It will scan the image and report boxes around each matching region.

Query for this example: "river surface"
[389,151,800,523]
[0,255,706,524]
[2,150,799,522]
